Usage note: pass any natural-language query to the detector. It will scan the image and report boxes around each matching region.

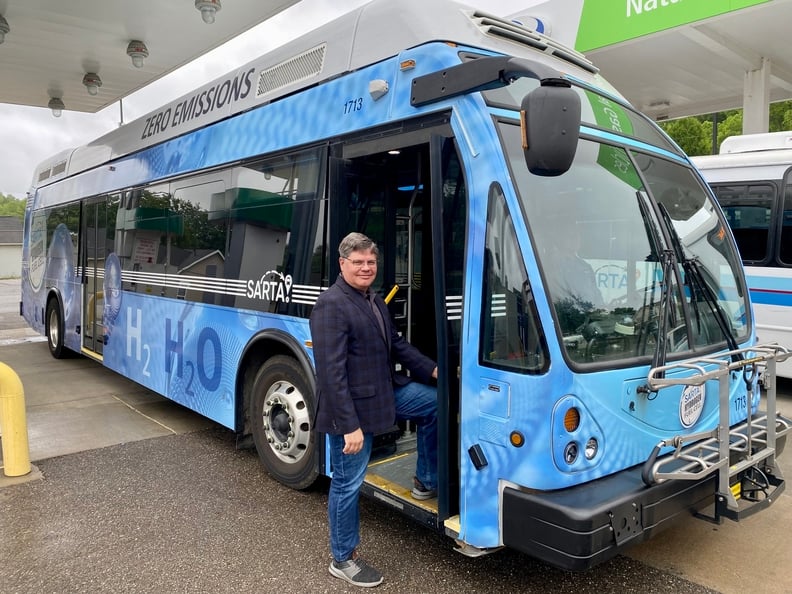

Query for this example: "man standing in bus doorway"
[310,232,438,588]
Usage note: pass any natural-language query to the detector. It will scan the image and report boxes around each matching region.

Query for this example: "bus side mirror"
[521,83,581,176]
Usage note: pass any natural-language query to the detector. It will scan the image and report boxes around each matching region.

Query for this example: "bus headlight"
[553,395,604,471]
[585,437,599,460]
[564,442,578,464]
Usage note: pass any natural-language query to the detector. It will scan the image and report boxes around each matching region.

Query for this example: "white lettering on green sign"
[627,0,683,18]
[576,0,770,51]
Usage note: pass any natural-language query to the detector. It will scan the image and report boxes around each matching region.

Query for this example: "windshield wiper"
[650,249,676,378]
[657,203,742,362]
[634,191,671,375]
[683,256,742,359]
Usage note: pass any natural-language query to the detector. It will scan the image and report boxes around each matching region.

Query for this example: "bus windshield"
[499,122,749,367]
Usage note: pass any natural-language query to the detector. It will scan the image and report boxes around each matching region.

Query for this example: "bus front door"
[329,142,435,496]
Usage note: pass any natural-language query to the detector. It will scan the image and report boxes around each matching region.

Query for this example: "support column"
[743,57,770,135]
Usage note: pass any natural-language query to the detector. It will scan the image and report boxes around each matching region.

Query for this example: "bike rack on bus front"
[642,343,792,522]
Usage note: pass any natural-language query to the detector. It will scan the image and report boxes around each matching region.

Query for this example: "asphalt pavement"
[0,277,787,593]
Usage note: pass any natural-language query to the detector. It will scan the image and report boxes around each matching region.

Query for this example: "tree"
[785,110,792,131]
[660,99,792,156]
[770,101,792,131]
[717,112,743,149]
[660,118,709,156]
[0,193,25,219]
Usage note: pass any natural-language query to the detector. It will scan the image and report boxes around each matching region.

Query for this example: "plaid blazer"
[309,274,436,435]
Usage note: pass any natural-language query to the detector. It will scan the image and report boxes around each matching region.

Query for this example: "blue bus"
[21,0,790,570]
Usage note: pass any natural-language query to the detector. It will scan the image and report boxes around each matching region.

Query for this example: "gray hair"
[338,232,379,259]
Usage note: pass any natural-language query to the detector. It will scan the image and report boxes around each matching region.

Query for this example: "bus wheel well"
[242,344,319,490]
[46,291,61,315]
[45,292,71,359]
[238,338,303,436]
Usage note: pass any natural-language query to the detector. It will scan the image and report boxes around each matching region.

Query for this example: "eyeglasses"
[342,257,378,268]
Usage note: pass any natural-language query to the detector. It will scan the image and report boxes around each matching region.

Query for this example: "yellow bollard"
[0,361,31,477]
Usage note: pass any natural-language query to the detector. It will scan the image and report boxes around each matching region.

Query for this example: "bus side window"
[715,183,774,264]
[780,180,792,266]
[725,204,771,262]
[224,148,325,316]
[171,181,227,304]
[480,183,548,374]
[115,186,171,296]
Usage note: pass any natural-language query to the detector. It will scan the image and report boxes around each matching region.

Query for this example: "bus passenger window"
[780,181,792,266]
[480,184,547,374]
[115,186,172,297]
[224,148,325,317]
[714,183,774,264]
[172,181,228,304]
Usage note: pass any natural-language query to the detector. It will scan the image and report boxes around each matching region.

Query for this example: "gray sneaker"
[329,557,383,588]
[411,477,437,500]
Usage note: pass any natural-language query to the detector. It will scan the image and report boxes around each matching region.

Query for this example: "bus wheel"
[249,355,318,490]
[45,298,68,359]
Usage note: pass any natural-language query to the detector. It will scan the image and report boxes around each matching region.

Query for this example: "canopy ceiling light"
[0,15,10,44]
[126,40,149,68]
[82,72,102,96]
[195,0,221,24]
[48,97,65,118]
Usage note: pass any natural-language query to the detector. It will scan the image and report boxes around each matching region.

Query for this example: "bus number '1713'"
[344,98,363,114]
[734,393,747,416]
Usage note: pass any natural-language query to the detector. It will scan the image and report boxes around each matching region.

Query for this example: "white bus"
[693,131,792,377]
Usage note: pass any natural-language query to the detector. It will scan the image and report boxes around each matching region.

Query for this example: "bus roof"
[31,0,604,192]
[719,131,792,154]
[692,131,792,183]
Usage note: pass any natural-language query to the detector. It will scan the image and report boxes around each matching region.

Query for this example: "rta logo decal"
[247,271,293,303]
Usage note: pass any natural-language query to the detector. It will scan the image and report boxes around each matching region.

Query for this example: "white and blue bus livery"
[693,131,792,378]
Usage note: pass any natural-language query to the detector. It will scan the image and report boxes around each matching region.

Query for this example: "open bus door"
[327,125,464,527]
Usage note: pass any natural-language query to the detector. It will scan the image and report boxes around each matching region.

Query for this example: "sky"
[0,0,531,199]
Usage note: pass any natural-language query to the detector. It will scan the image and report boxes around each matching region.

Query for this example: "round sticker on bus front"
[680,384,705,428]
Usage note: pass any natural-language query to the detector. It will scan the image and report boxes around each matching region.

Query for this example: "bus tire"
[45,298,69,359]
[249,355,319,490]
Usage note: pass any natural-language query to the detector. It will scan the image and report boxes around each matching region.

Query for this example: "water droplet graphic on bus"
[103,253,122,341]
[46,223,75,319]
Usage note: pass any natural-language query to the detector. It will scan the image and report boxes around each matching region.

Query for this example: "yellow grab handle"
[384,284,400,304]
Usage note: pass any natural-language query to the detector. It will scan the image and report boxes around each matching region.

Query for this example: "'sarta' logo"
[247,270,292,303]
[679,384,705,428]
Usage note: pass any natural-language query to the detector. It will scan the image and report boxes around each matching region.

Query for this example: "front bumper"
[502,463,718,571]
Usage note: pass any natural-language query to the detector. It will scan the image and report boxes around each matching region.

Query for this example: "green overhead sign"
[576,0,771,51]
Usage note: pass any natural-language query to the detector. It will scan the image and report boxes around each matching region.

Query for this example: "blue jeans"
[327,432,373,562]
[327,381,438,562]
[394,380,438,491]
